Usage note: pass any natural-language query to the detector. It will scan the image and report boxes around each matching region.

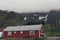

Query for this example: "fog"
[0,0,60,12]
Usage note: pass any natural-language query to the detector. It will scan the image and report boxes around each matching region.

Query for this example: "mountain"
[0,9,60,27]
[0,10,47,27]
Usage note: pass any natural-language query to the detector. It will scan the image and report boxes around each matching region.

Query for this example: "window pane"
[8,32,12,36]
[14,32,16,34]
[30,31,35,35]
[20,31,23,34]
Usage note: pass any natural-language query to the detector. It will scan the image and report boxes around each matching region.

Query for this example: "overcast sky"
[0,0,60,12]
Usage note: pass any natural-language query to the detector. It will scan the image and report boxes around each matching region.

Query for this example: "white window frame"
[20,31,23,34]
[30,31,35,35]
[14,31,16,34]
[8,32,12,36]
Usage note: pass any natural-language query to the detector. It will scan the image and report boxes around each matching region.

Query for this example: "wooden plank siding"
[4,31,39,38]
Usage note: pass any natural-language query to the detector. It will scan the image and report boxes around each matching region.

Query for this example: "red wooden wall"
[3,31,40,38]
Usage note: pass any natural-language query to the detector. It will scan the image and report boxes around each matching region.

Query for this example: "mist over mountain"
[0,0,60,13]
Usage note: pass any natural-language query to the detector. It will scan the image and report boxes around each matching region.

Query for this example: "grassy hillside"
[44,23,60,37]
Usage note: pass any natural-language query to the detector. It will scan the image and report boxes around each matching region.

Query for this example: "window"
[14,32,16,34]
[30,31,35,35]
[8,32,12,36]
[20,31,23,34]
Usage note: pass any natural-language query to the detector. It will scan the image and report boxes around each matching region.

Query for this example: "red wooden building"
[3,24,44,38]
